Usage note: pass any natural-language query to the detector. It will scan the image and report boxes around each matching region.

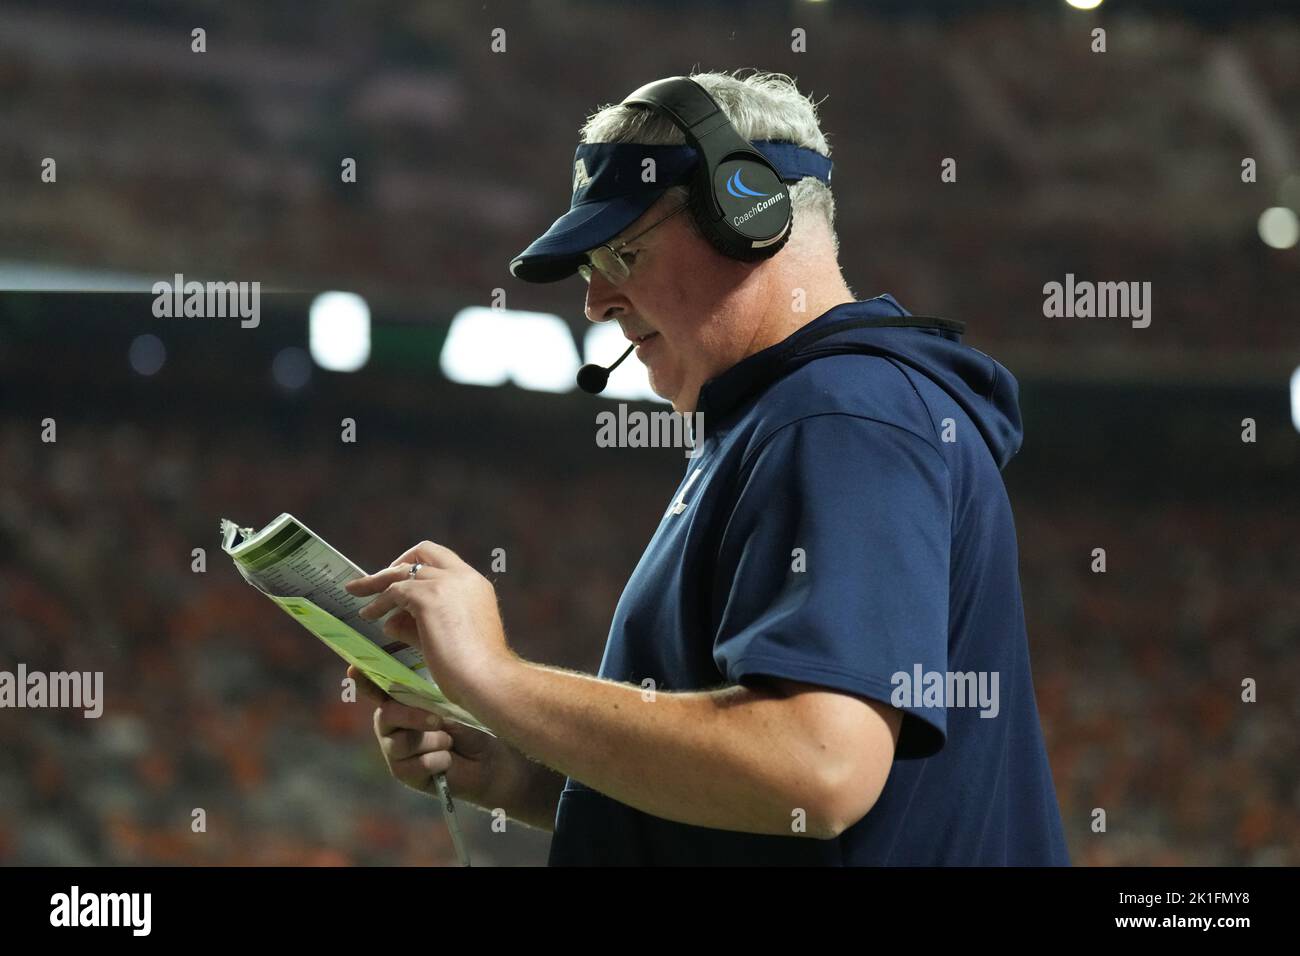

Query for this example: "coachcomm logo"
[725,169,769,199]
[725,168,786,226]
[732,190,786,227]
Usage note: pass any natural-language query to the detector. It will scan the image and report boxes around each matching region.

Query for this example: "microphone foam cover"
[576,363,609,395]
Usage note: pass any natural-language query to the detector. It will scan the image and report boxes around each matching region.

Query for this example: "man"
[347,70,1069,865]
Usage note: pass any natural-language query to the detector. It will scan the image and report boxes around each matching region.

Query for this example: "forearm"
[483,748,567,831]
[465,657,832,837]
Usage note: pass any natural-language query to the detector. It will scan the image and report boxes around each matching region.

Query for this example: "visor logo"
[725,169,769,199]
[573,159,592,193]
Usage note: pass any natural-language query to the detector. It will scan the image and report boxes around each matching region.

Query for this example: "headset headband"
[621,76,797,261]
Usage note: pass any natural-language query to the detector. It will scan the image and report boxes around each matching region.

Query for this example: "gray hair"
[579,69,838,252]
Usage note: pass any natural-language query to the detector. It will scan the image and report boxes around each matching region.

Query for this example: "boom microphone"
[576,343,636,394]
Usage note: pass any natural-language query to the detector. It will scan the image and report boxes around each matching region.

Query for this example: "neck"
[745,266,856,358]
[676,237,854,414]
[743,220,855,355]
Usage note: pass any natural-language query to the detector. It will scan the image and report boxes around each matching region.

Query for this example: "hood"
[697,296,1024,469]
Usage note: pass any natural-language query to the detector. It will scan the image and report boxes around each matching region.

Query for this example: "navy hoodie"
[548,294,1070,866]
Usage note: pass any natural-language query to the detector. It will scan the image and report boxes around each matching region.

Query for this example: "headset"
[620,76,796,262]
[577,77,967,394]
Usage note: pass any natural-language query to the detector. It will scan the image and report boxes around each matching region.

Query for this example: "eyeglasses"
[578,203,689,286]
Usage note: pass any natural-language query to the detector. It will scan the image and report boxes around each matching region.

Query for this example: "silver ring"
[409,562,423,578]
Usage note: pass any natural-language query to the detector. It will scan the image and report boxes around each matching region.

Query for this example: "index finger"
[343,541,463,597]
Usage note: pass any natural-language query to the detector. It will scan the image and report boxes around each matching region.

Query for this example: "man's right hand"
[348,665,568,830]
[348,664,503,808]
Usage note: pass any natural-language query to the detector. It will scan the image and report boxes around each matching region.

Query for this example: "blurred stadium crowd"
[0,411,650,866]
[0,405,1295,866]
[0,1,1296,378]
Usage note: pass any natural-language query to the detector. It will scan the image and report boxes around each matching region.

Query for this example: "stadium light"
[1291,366,1300,435]
[584,322,666,403]
[1065,0,1104,9]
[128,333,165,376]
[1258,207,1299,250]
[309,292,371,372]
[272,347,312,391]
[440,306,580,393]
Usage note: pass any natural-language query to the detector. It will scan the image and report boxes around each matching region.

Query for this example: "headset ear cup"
[687,180,745,259]
[686,174,793,262]
[744,206,792,261]
[722,160,793,260]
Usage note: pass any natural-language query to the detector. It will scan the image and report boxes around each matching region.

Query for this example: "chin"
[646,371,677,407]
[665,387,697,416]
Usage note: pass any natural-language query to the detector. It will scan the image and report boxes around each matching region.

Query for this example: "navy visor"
[509,140,833,283]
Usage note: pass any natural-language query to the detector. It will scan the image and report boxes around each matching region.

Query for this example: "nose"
[583,269,627,325]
